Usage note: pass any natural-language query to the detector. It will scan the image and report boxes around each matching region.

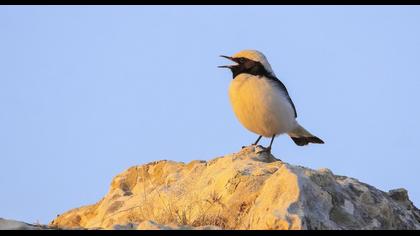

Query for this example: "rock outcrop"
[0,218,52,230]
[49,146,420,230]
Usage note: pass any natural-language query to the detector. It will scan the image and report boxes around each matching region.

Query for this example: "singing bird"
[219,50,324,152]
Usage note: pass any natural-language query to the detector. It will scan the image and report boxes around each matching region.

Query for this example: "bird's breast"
[228,74,296,137]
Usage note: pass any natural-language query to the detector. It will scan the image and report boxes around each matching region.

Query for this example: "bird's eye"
[238,58,246,63]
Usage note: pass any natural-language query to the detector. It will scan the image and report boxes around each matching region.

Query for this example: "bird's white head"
[219,50,276,78]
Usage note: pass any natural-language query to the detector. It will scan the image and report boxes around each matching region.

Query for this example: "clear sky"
[1,6,420,224]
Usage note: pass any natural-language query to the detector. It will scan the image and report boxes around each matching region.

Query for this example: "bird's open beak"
[218,55,237,68]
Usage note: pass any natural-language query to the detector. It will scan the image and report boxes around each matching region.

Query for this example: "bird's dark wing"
[267,75,297,118]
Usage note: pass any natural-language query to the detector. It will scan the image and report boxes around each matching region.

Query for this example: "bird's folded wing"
[267,75,298,118]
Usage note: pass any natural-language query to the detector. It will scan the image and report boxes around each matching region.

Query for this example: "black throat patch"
[230,60,272,79]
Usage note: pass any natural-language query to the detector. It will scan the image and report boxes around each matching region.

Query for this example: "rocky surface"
[48,145,420,230]
[0,217,220,230]
[0,218,52,230]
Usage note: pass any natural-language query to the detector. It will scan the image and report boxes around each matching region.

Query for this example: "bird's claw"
[255,145,271,154]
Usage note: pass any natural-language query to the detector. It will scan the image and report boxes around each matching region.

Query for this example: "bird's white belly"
[228,74,297,137]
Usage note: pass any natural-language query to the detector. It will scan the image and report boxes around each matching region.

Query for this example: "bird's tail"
[288,124,324,146]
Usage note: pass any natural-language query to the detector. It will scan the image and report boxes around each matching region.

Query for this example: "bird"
[219,50,324,152]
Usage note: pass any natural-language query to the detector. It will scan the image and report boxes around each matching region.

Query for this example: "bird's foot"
[264,146,272,154]
[255,145,271,154]
[243,144,259,149]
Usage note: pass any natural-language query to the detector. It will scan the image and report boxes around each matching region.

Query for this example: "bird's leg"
[253,135,263,146]
[243,135,263,149]
[265,135,276,153]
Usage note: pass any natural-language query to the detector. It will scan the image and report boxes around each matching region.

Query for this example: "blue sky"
[1,6,420,224]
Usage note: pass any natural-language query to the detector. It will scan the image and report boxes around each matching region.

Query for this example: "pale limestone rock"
[49,145,420,230]
[0,218,49,230]
[131,220,221,230]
